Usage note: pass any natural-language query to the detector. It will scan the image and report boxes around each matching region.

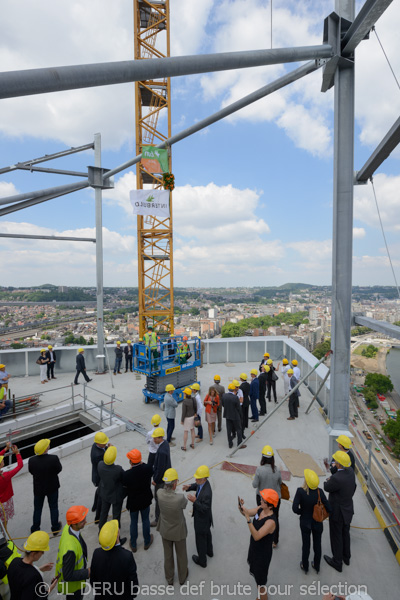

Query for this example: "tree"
[313,339,331,359]
[361,344,378,358]
[364,373,393,394]
[221,322,242,338]
[190,307,200,316]
[383,411,400,457]
[11,342,26,349]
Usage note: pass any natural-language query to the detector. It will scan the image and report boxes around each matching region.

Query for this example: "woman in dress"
[203,387,219,444]
[292,469,331,574]
[37,349,49,384]
[239,488,278,600]
[180,387,196,451]
[252,445,282,547]
[0,442,23,524]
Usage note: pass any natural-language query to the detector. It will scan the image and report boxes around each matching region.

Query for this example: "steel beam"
[16,165,87,177]
[0,45,333,100]
[0,233,95,242]
[0,182,89,217]
[0,143,94,175]
[104,60,321,180]
[0,181,89,206]
[353,315,400,340]
[341,0,394,56]
[356,115,400,182]
[94,133,105,365]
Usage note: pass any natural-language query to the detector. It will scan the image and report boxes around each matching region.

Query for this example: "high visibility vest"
[1,541,21,584]
[144,331,157,349]
[55,525,86,595]
[180,343,189,358]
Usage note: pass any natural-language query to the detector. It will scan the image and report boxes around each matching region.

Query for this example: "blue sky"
[1,0,400,288]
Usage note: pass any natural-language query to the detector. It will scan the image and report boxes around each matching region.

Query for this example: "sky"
[1,0,400,289]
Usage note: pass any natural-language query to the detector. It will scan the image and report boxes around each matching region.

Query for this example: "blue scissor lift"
[132,336,201,407]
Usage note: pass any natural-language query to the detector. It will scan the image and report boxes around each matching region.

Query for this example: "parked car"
[382,458,388,465]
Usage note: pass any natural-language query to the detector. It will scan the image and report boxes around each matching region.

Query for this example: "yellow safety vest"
[144,331,157,349]
[180,343,189,358]
[1,541,21,584]
[55,525,86,595]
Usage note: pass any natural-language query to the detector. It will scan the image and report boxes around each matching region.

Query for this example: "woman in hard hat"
[37,349,49,384]
[292,469,331,574]
[281,358,290,396]
[180,388,197,451]
[203,387,220,444]
[330,435,355,473]
[239,488,278,600]
[252,446,282,547]
[146,414,162,468]
[0,442,23,524]
[8,531,56,600]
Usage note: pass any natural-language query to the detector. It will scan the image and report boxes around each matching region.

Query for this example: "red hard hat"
[259,489,279,507]
[66,505,89,525]
[126,449,142,464]
[183,336,188,340]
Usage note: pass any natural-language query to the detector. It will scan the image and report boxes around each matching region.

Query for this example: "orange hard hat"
[66,505,89,525]
[127,449,142,464]
[259,489,279,507]
[183,336,188,341]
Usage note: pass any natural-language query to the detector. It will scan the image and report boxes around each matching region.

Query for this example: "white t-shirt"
[293,366,300,380]
[195,392,203,417]
[146,427,158,454]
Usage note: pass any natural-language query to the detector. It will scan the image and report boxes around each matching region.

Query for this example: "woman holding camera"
[0,442,23,523]
[203,387,220,445]
[239,489,279,600]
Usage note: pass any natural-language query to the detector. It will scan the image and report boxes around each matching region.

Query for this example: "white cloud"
[353,227,366,239]
[0,181,19,199]
[354,174,400,231]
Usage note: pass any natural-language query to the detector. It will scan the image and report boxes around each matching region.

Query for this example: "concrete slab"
[4,364,400,598]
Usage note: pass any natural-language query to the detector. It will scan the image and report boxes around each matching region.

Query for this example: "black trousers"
[92,486,102,522]
[195,529,213,566]
[226,418,242,447]
[241,404,249,433]
[125,356,133,371]
[98,498,123,530]
[258,387,267,415]
[147,452,156,469]
[289,394,298,418]
[47,362,55,379]
[300,523,322,571]
[74,368,90,384]
[267,380,277,402]
[217,405,222,431]
[329,516,351,566]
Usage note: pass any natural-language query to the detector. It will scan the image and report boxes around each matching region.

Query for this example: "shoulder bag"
[313,489,329,522]
[271,370,278,381]
[281,482,290,500]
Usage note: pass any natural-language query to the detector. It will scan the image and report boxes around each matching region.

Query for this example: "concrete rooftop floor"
[4,362,400,599]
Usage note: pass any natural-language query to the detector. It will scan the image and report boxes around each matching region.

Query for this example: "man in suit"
[221,384,247,449]
[91,432,110,523]
[150,427,171,527]
[249,369,259,422]
[323,451,356,572]
[183,465,213,568]
[90,520,138,599]
[29,438,62,535]
[74,348,92,385]
[257,365,268,416]
[156,468,189,586]
[124,341,133,373]
[97,446,126,545]
[122,449,153,552]
[45,345,57,380]
[239,373,250,438]
[330,435,355,473]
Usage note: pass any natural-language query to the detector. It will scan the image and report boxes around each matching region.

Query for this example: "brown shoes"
[144,534,154,550]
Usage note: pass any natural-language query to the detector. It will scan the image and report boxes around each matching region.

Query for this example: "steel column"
[329,0,356,457]
[94,133,105,368]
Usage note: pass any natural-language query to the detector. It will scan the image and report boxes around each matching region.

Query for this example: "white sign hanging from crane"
[130,189,170,217]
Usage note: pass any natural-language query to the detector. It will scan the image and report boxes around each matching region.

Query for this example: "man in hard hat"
[183,465,213,569]
[282,358,290,396]
[90,520,139,598]
[249,369,259,422]
[291,358,300,378]
[74,348,92,385]
[124,340,133,373]
[45,345,57,380]
[122,449,154,552]
[221,384,246,449]
[146,414,162,469]
[177,336,192,365]
[259,352,269,372]
[0,383,11,421]
[113,341,123,375]
[97,447,126,541]
[8,531,56,599]
[28,438,62,535]
[330,435,355,473]
[239,373,250,438]
[157,468,189,586]
[144,325,158,370]
[287,368,299,420]
[211,375,224,433]
[192,383,203,443]
[90,432,110,524]
[266,359,278,403]
[0,364,10,391]
[151,427,171,527]
[164,385,178,446]
[55,505,90,599]
[323,451,356,573]
[258,365,269,416]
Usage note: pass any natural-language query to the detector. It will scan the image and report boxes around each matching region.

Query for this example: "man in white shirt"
[192,383,203,442]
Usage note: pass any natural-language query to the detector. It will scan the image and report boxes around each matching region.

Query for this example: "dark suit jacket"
[258,372,268,396]
[324,468,356,524]
[152,441,171,485]
[90,545,138,600]
[76,353,86,370]
[122,463,153,512]
[28,453,62,496]
[45,350,56,363]
[91,444,106,486]
[187,479,213,533]
[239,382,250,408]
[249,377,259,401]
[221,392,241,421]
[292,487,331,530]
[98,462,125,504]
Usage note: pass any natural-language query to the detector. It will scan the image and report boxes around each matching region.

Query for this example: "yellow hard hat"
[191,383,200,391]
[104,446,117,465]
[240,373,247,380]
[116,341,121,345]
[99,520,118,551]
[214,375,221,381]
[304,469,319,490]
[24,531,50,552]
[151,414,162,426]
[40,348,46,353]
[282,358,289,365]
[336,434,352,449]
[127,340,131,344]
[264,353,269,357]
[263,365,270,372]
[228,383,236,390]
[163,467,178,482]
[165,384,175,392]
[287,368,294,375]
[78,348,84,353]
[292,359,298,366]
[34,439,50,456]
[232,380,240,387]
[152,427,165,438]
[0,364,5,369]
[266,359,273,365]
[332,450,351,468]
[262,445,274,457]
[184,387,192,396]
[250,369,258,376]
[94,432,109,444]
[194,465,210,479]
[139,337,143,341]
[48,345,53,350]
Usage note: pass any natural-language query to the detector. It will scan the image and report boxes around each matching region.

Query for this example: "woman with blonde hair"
[292,469,331,574]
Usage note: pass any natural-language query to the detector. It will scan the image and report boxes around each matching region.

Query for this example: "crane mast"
[134,0,174,338]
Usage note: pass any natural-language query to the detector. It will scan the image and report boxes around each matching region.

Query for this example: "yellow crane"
[134,0,174,338]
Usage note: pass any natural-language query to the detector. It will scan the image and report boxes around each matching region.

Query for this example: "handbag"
[194,415,201,427]
[313,489,329,522]
[281,482,290,500]
[36,358,41,365]
[271,370,278,382]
